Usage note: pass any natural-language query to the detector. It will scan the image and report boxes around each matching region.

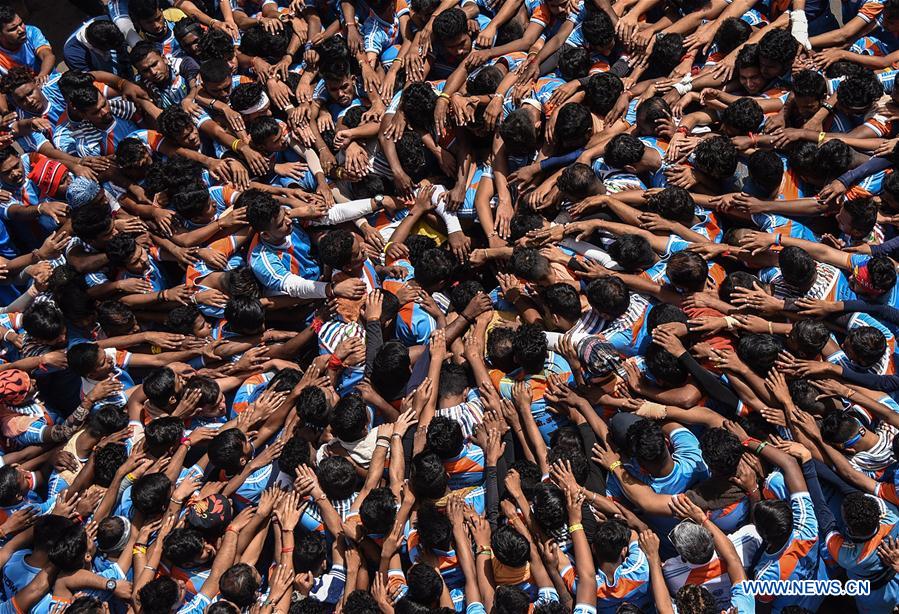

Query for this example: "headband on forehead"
[239,91,270,115]
[852,263,887,297]
[839,419,865,449]
[103,516,132,552]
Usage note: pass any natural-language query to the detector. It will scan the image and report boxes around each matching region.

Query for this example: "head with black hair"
[71,202,114,245]
[405,563,443,605]
[646,186,695,226]
[513,323,549,373]
[779,246,817,291]
[229,82,269,119]
[720,97,763,136]
[736,333,782,376]
[554,103,593,150]
[747,149,785,196]
[198,27,237,66]
[509,246,550,283]
[757,29,798,80]
[792,69,827,120]
[712,18,751,55]
[844,326,888,368]
[645,344,688,386]
[157,105,201,149]
[592,519,631,563]
[815,139,853,181]
[409,451,448,499]
[330,393,369,442]
[395,131,433,183]
[649,33,684,76]
[837,75,884,116]
[432,8,472,64]
[586,276,630,320]
[401,82,438,131]
[838,197,879,239]
[540,283,583,329]
[371,341,411,400]
[359,487,398,534]
[582,9,615,53]
[557,162,604,201]
[208,428,251,475]
[693,136,737,181]
[94,443,128,487]
[132,472,173,517]
[699,428,742,477]
[583,72,623,116]
[666,251,708,293]
[735,44,764,95]
[531,483,567,533]
[315,456,357,500]
[499,109,540,156]
[787,319,830,359]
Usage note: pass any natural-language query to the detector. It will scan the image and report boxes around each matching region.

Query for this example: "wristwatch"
[106,579,117,592]
[373,194,384,207]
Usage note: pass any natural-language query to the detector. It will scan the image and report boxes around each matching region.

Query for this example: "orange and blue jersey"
[13,73,66,125]
[0,152,60,246]
[572,293,651,356]
[763,469,789,500]
[53,112,141,158]
[502,77,566,121]
[845,168,892,200]
[825,494,899,614]
[754,491,827,612]
[662,525,762,611]
[492,351,574,443]
[527,0,571,39]
[443,442,486,489]
[827,312,896,376]
[606,428,709,548]
[383,259,440,346]
[78,348,134,412]
[0,25,53,75]
[127,128,168,156]
[231,371,274,416]
[562,534,651,613]
[163,563,211,601]
[233,461,278,509]
[248,221,321,296]
[359,0,409,60]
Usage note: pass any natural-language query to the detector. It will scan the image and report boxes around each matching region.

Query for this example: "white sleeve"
[561,237,622,270]
[432,186,463,234]
[113,16,141,47]
[282,274,329,299]
[311,198,375,226]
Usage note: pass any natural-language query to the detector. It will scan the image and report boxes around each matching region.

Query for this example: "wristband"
[2,329,12,343]
[818,131,826,145]
[608,460,622,472]
[754,441,768,454]
[281,547,295,553]
[741,437,760,448]
[568,523,584,533]
[180,436,192,448]
[675,126,689,135]
[327,354,344,370]
[774,233,782,246]
[476,547,493,556]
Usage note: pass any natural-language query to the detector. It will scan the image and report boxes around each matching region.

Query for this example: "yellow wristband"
[818,131,826,144]
[609,460,622,472]
[568,523,584,533]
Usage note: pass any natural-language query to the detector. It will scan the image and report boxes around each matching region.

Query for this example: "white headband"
[107,516,132,552]
[239,91,270,115]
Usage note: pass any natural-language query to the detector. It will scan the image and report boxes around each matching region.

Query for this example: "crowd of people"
[3,0,899,611]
